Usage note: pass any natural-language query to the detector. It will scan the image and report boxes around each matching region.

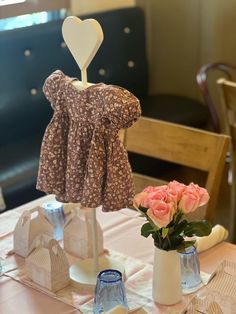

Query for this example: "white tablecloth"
[1,195,235,313]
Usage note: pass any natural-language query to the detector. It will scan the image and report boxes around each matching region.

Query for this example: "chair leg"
[229,157,236,243]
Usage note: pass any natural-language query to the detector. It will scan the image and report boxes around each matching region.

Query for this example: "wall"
[138,0,236,101]
[70,0,135,15]
[200,0,236,66]
[137,0,201,99]
[70,0,200,99]
[70,1,236,101]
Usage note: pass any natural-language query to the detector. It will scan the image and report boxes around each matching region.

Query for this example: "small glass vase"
[179,246,202,293]
[152,247,182,305]
[93,269,128,313]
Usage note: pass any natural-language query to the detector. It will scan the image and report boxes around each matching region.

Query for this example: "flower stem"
[166,234,171,249]
[156,230,162,246]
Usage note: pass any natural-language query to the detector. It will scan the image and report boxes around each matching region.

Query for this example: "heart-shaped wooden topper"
[62,16,104,71]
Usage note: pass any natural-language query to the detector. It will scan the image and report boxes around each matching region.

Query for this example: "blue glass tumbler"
[93,269,128,313]
[42,200,65,241]
[180,246,202,291]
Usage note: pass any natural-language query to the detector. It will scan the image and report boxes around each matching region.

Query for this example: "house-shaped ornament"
[26,238,70,292]
[64,207,104,259]
[13,206,53,257]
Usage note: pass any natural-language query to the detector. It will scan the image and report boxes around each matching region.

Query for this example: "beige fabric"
[196,224,229,253]
[37,70,141,211]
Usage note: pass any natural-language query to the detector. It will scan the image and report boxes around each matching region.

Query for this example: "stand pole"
[91,208,99,273]
[69,205,125,291]
[81,68,88,88]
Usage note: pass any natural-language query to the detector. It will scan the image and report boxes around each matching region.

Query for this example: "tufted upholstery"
[0,19,78,210]
[0,7,209,211]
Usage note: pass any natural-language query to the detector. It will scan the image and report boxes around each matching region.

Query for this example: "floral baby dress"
[37,70,141,211]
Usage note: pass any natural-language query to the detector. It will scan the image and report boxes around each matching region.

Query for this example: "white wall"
[200,0,236,66]
[138,0,236,100]
[70,0,135,15]
[70,1,236,101]
[138,0,201,99]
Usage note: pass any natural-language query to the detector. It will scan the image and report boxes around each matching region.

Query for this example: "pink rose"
[167,180,186,202]
[133,185,172,209]
[143,185,168,193]
[133,191,149,208]
[147,200,175,228]
[143,186,156,193]
[146,186,169,204]
[192,184,210,207]
[179,183,210,213]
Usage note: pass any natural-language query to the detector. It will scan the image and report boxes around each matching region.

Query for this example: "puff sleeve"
[43,70,65,109]
[102,86,141,130]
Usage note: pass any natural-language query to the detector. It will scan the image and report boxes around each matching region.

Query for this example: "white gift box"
[64,207,104,259]
[13,206,53,257]
[26,238,70,292]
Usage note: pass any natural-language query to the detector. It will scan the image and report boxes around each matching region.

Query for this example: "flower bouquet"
[133,180,212,252]
[133,180,212,305]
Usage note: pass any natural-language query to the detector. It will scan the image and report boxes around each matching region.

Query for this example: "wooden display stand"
[62,16,125,290]
[68,208,125,291]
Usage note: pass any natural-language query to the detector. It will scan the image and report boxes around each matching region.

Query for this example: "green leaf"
[161,227,169,238]
[146,217,159,231]
[177,240,196,253]
[184,220,212,237]
[141,223,153,238]
[139,206,148,214]
[170,220,188,236]
[153,231,163,248]
[174,211,184,225]
[164,235,184,250]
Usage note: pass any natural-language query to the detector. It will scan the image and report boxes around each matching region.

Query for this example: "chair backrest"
[197,62,236,133]
[217,78,236,240]
[217,78,236,129]
[124,117,230,222]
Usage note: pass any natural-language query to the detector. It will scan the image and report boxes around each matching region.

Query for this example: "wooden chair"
[197,62,236,133]
[217,78,236,133]
[217,78,236,241]
[124,117,230,222]
[197,63,236,241]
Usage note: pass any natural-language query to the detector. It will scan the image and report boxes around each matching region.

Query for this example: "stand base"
[70,256,125,292]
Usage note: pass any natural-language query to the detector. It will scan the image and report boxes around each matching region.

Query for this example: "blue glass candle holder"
[93,269,128,313]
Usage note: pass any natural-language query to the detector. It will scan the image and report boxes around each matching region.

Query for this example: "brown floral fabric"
[36,70,141,211]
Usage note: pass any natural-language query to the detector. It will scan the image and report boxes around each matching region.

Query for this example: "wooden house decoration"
[64,207,104,259]
[13,206,53,257]
[26,238,70,292]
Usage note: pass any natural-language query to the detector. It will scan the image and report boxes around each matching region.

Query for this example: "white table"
[0,195,235,313]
